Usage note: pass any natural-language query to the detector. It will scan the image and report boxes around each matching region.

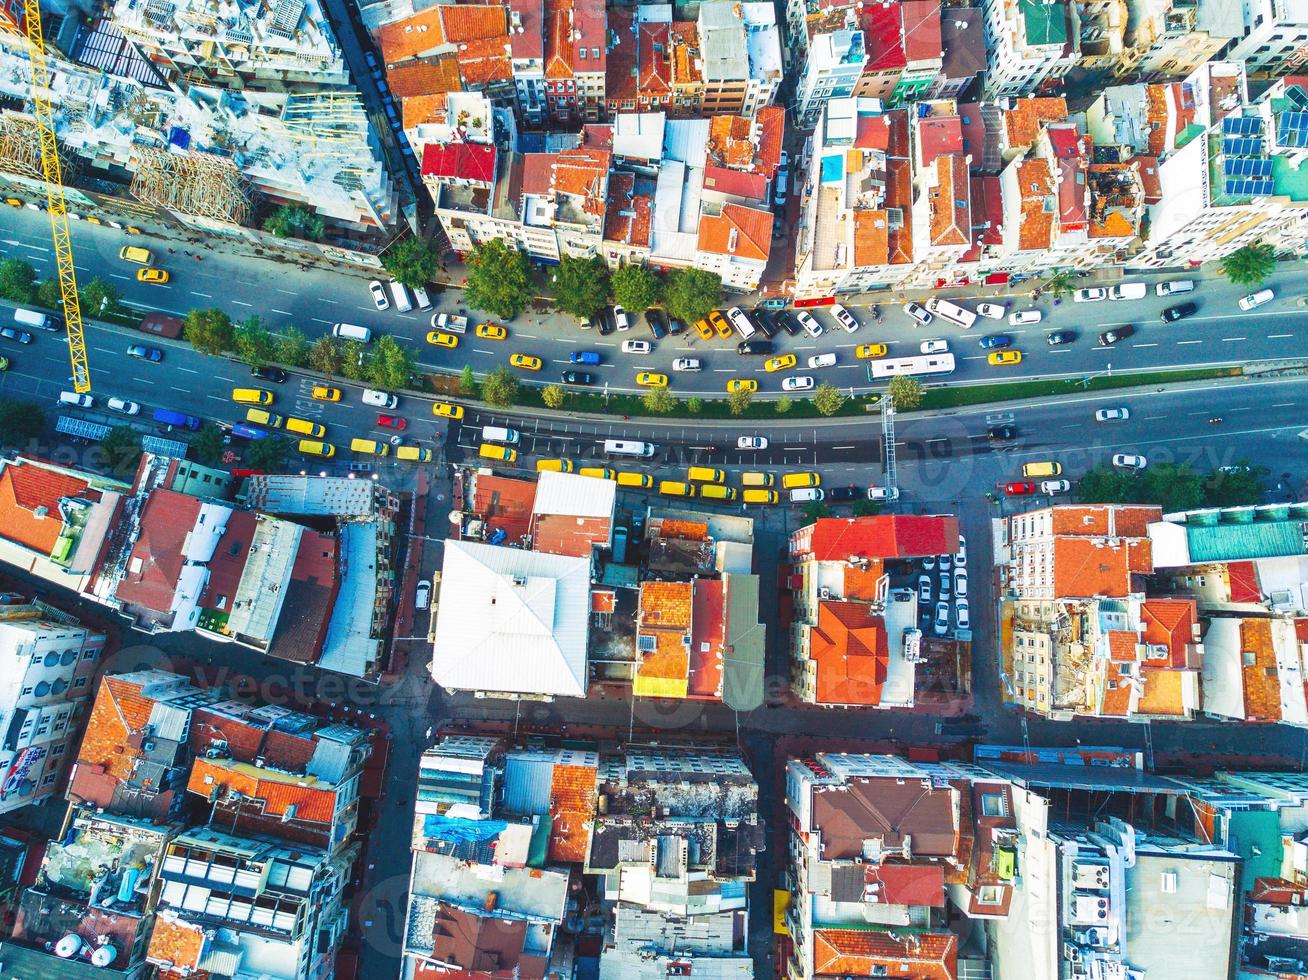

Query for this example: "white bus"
[867,353,956,380]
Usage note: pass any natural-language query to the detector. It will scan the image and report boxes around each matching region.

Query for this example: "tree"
[610,265,661,313]
[1044,270,1075,298]
[812,383,845,417]
[99,426,143,477]
[36,277,62,310]
[1078,466,1138,503]
[233,316,276,367]
[274,327,311,367]
[687,396,704,414]
[308,336,344,376]
[459,365,478,397]
[465,239,534,320]
[0,259,37,304]
[366,335,418,390]
[263,204,325,242]
[662,268,720,325]
[1139,462,1205,513]
[245,434,291,471]
[775,395,793,415]
[642,386,676,414]
[481,366,520,408]
[80,277,123,317]
[381,237,440,289]
[183,308,235,355]
[802,501,832,523]
[1219,241,1277,289]
[852,499,881,517]
[0,399,44,447]
[727,386,752,416]
[339,340,368,381]
[541,384,566,409]
[190,423,226,466]
[886,376,923,409]
[550,256,609,320]
[1205,463,1268,507]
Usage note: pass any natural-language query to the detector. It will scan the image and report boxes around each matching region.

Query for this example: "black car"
[987,424,1016,441]
[592,313,614,336]
[1046,330,1077,346]
[750,308,779,338]
[645,308,670,339]
[776,312,803,336]
[0,327,33,344]
[561,371,595,386]
[1161,302,1197,322]
[736,339,775,355]
[827,485,860,502]
[251,365,288,383]
[127,343,163,362]
[668,317,687,336]
[1098,324,1136,345]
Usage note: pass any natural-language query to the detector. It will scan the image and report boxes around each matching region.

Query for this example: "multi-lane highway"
[3,204,1306,398]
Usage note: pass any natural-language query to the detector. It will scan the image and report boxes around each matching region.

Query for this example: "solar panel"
[1222,137,1265,157]
[1286,86,1308,109]
[1223,157,1272,177]
[1278,110,1308,148]
[1221,115,1262,136]
[1223,177,1274,196]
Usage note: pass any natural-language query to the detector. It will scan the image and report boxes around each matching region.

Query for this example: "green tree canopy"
[0,399,44,447]
[245,434,290,471]
[262,204,325,241]
[541,384,566,409]
[641,386,676,414]
[80,277,123,317]
[550,256,610,320]
[852,499,881,517]
[1139,462,1205,513]
[610,265,661,313]
[0,259,38,304]
[366,335,418,390]
[99,426,143,477]
[802,501,832,523]
[812,383,846,416]
[886,376,923,409]
[687,396,704,414]
[183,308,235,355]
[465,239,534,320]
[307,336,344,375]
[274,327,311,367]
[1044,270,1075,298]
[339,340,368,381]
[233,316,276,367]
[1078,466,1138,503]
[1219,241,1276,289]
[775,395,793,415]
[727,386,752,416]
[189,423,226,466]
[1205,463,1268,507]
[662,268,721,324]
[381,237,440,289]
[36,278,62,310]
[459,364,478,397]
[481,366,520,408]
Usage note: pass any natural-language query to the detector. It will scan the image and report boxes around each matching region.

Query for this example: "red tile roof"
[421,142,496,182]
[638,22,672,96]
[187,756,337,823]
[698,203,772,261]
[604,172,654,248]
[531,514,610,557]
[813,928,957,980]
[0,460,98,554]
[1140,599,1196,668]
[547,763,597,862]
[552,147,611,215]
[1226,560,1261,603]
[864,862,946,907]
[918,115,963,166]
[929,154,970,247]
[1051,537,1149,598]
[810,601,887,705]
[856,114,891,150]
[472,474,537,542]
[114,489,202,614]
[901,0,942,62]
[861,1,907,71]
[605,8,637,101]
[853,209,890,267]
[795,515,959,562]
[702,165,768,201]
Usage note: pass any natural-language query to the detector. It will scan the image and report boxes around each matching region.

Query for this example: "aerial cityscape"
[0,0,1305,974]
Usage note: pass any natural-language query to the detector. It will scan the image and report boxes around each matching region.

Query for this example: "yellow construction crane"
[15,0,91,392]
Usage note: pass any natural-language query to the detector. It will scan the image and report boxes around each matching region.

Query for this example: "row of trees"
[1078,460,1268,513]
[0,258,125,318]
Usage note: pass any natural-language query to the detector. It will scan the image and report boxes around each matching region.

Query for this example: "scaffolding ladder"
[881,394,897,497]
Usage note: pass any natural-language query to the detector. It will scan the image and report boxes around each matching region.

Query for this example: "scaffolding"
[0,113,42,179]
[129,144,253,223]
[281,90,367,142]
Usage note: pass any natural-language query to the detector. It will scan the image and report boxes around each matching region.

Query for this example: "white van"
[789,487,825,503]
[925,298,977,329]
[388,281,413,312]
[332,322,373,343]
[362,389,398,409]
[482,425,520,445]
[726,307,756,340]
[604,439,656,457]
[411,285,433,310]
[58,391,93,408]
[1108,282,1147,301]
[1156,280,1195,297]
[14,308,53,331]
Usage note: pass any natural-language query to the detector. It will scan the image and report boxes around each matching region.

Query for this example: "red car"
[1003,481,1036,496]
[376,414,408,431]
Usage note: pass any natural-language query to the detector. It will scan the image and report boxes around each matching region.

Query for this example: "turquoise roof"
[1185,520,1308,562]
[1019,0,1068,46]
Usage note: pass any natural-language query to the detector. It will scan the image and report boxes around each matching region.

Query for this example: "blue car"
[979,334,1012,350]
[570,351,601,365]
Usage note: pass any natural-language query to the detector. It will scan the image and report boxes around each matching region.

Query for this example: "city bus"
[866,353,956,381]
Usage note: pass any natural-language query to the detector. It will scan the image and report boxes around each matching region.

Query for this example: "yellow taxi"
[510,353,542,371]
[764,354,797,373]
[636,372,669,388]
[988,350,1023,366]
[311,385,342,402]
[426,331,459,348]
[693,317,716,341]
[431,402,465,420]
[709,310,733,339]
[727,378,758,394]
[855,343,888,359]
[137,268,169,284]
[3,198,20,207]
[476,323,508,340]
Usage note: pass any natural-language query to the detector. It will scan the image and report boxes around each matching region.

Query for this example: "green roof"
[1186,520,1308,562]
[723,573,765,711]
[1019,0,1068,46]
[1227,809,1283,893]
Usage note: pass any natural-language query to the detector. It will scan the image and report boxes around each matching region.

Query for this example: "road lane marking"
[312,318,333,324]
[1132,342,1158,348]
[109,273,130,280]
[271,309,292,315]
[831,445,855,450]
[190,291,212,298]
[1269,333,1293,339]
[519,333,538,339]
[92,347,116,355]
[176,366,198,374]
[232,300,254,307]
[1221,337,1246,342]
[473,348,494,355]
[207,395,227,402]
[1177,339,1203,345]
[134,377,156,385]
[277,289,298,295]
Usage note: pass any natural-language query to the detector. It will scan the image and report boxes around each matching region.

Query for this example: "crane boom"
[17,0,91,393]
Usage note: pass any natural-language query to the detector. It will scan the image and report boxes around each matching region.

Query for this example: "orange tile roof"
[708,113,757,169]
[1101,659,1133,717]
[670,21,702,86]
[1141,598,1195,667]
[638,22,672,96]
[637,581,694,685]
[77,676,151,780]
[640,580,693,631]
[1106,630,1137,662]
[754,105,785,176]
[659,519,709,540]
[545,0,575,79]
[459,36,513,85]
[147,917,205,972]
[884,112,914,263]
[1137,666,1187,716]
[810,601,888,705]
[1240,618,1283,722]
[547,763,597,862]
[387,59,463,98]
[441,5,508,44]
[930,154,970,247]
[1017,158,1054,252]
[377,6,447,64]
[698,203,772,262]
[853,209,890,267]
[813,928,958,980]
[187,757,337,823]
[1004,97,1068,149]
[844,562,884,601]
[1048,504,1162,537]
[1090,208,1135,239]
[0,460,96,554]
[605,8,637,102]
[604,173,654,248]
[552,147,611,215]
[1051,537,1148,598]
[402,92,448,130]
[688,577,725,699]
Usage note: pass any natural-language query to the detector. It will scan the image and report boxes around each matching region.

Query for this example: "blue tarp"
[421,813,507,845]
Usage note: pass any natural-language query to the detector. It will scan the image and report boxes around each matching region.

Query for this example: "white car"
[904,302,934,326]
[933,600,950,636]
[795,311,823,338]
[830,304,860,332]
[956,599,970,631]
[1156,280,1195,296]
[1095,407,1130,422]
[920,339,949,354]
[808,353,837,369]
[867,485,900,501]
[362,388,399,408]
[955,537,966,567]
[1008,309,1043,326]
[976,302,1005,320]
[737,436,768,450]
[918,575,932,603]
[368,280,390,310]
[1238,288,1274,311]
[414,579,432,610]
[1041,479,1071,495]
[1073,287,1108,303]
[672,357,702,371]
[1113,453,1148,470]
[107,397,140,415]
[939,553,952,572]
[922,555,937,571]
[621,339,652,354]
[939,571,952,599]
[612,305,631,330]
[782,375,815,392]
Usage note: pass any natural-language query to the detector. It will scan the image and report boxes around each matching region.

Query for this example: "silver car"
[934,600,950,636]
[956,598,970,631]
[955,569,968,598]
[918,575,932,603]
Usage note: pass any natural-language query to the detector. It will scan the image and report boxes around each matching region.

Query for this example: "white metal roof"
[430,540,591,698]
[534,470,617,519]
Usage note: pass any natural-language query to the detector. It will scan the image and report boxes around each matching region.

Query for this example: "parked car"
[1041,479,1071,495]
[1113,453,1148,470]
[922,555,937,571]
[1161,302,1198,322]
[414,580,431,610]
[867,485,900,500]
[1095,407,1130,421]
[107,397,140,415]
[1009,309,1043,326]
[827,485,859,502]
[955,535,966,566]
[955,569,968,598]
[939,571,951,600]
[777,312,803,336]
[1156,279,1195,296]
[830,304,859,332]
[1098,324,1136,345]
[918,575,932,603]
[904,302,933,325]
[251,366,288,383]
[750,308,779,338]
[1238,288,1274,311]
[737,339,775,355]
[795,311,823,337]
[612,305,631,330]
[646,308,670,338]
[368,280,389,310]
[1073,287,1108,302]
[975,302,1005,319]
[1004,481,1037,496]
[934,600,950,636]
[562,371,595,385]
[956,599,970,631]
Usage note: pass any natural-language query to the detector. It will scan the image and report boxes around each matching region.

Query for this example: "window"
[20,687,32,697]
[82,648,97,661]
[73,677,87,689]
[980,792,1006,817]
[42,772,57,786]
[52,743,64,756]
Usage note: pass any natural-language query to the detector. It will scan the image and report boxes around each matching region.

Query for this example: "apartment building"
[542,0,607,123]
[983,0,1079,97]
[1097,0,1242,82]
[375,4,513,103]
[794,27,867,129]
[786,515,958,707]
[935,7,986,97]
[697,0,782,116]
[511,0,548,125]
[0,601,103,814]
[1225,0,1308,80]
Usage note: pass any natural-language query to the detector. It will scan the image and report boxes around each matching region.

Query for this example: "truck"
[1108,282,1147,301]
[430,312,468,334]
[138,312,184,339]
[14,308,55,331]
